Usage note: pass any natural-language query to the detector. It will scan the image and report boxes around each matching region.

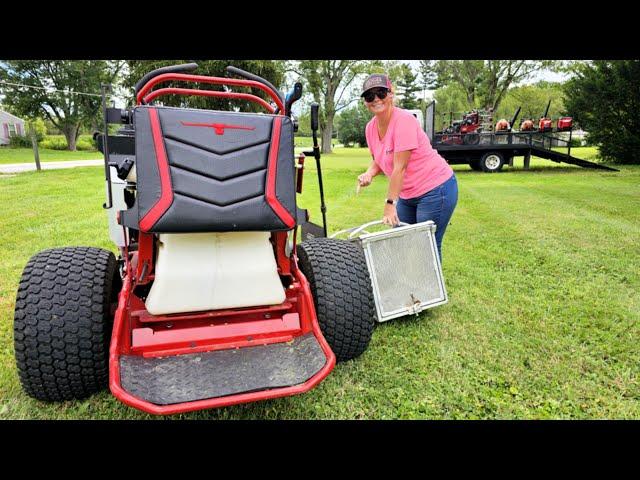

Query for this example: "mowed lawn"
[0,148,638,419]
[0,147,101,164]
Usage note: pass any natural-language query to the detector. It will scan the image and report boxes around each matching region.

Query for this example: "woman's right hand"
[358,172,373,187]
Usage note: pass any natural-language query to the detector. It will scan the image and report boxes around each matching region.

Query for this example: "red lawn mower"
[13,63,376,415]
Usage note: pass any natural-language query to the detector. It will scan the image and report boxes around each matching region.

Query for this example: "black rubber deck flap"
[119,333,327,405]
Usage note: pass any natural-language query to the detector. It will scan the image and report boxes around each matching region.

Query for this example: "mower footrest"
[119,333,327,405]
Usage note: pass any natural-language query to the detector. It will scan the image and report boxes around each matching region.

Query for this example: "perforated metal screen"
[359,222,447,322]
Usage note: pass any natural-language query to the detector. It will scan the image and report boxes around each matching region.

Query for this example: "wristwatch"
[385,198,398,206]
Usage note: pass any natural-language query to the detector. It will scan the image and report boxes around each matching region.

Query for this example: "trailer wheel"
[297,238,375,362]
[14,247,120,402]
[469,159,483,171]
[480,152,505,172]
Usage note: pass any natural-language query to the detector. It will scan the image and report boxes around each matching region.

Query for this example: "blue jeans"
[396,174,458,261]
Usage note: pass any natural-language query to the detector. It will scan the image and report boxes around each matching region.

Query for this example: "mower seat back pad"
[132,106,297,233]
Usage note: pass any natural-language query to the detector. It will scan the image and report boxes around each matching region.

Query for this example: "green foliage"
[497,82,566,125]
[336,102,372,147]
[434,60,563,112]
[123,60,285,112]
[294,60,374,153]
[433,84,469,130]
[26,117,47,142]
[394,63,422,110]
[0,60,123,150]
[39,135,97,151]
[8,135,32,148]
[564,60,640,164]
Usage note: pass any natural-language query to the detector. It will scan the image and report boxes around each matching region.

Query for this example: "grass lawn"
[0,147,638,419]
[0,147,101,164]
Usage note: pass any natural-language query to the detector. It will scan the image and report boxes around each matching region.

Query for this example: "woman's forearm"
[366,159,382,177]
[387,151,410,200]
[387,167,406,200]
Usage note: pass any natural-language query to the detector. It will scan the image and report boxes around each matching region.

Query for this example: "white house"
[0,110,26,145]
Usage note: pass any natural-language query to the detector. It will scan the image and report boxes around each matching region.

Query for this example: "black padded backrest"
[132,105,296,233]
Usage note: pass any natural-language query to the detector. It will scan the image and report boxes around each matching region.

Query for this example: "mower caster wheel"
[297,238,375,362]
[13,247,121,402]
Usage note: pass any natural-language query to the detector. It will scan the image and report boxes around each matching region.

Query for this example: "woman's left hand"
[382,204,400,226]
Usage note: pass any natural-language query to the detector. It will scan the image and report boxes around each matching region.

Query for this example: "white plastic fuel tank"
[145,232,286,316]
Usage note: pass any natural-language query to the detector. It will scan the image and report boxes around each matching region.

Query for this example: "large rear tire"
[14,247,120,402]
[297,238,375,362]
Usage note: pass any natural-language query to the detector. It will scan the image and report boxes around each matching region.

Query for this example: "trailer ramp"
[529,146,619,171]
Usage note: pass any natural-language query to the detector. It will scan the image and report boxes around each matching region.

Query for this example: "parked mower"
[440,109,488,145]
[13,63,376,415]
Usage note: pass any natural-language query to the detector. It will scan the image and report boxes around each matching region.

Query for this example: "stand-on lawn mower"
[13,63,376,415]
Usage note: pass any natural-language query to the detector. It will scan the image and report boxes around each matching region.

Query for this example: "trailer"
[422,102,618,173]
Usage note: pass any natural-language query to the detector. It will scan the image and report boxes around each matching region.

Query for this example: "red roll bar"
[143,88,275,113]
[136,73,285,113]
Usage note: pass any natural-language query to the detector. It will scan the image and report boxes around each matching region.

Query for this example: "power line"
[0,80,105,98]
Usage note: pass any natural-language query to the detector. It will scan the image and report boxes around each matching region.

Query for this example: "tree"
[564,60,640,164]
[0,60,123,150]
[336,102,372,147]
[497,81,566,125]
[433,84,468,131]
[394,63,421,110]
[434,60,562,112]
[292,60,371,154]
[123,60,286,113]
[418,60,439,91]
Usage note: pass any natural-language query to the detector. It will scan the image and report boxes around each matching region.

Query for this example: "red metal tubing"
[108,267,336,415]
[143,88,275,113]
[136,73,285,112]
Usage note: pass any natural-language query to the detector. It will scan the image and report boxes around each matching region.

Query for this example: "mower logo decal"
[181,121,256,136]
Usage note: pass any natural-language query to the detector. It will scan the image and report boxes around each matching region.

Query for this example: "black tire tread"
[297,238,375,362]
[13,247,119,402]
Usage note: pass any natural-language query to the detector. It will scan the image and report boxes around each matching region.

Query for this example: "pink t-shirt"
[366,107,453,199]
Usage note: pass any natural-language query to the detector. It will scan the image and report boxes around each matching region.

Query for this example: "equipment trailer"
[423,102,618,173]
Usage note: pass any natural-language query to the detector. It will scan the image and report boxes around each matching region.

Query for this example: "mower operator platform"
[120,333,325,405]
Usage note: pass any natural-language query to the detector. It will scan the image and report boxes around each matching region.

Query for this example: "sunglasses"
[363,88,389,103]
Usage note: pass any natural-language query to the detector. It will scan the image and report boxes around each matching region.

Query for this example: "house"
[0,110,26,145]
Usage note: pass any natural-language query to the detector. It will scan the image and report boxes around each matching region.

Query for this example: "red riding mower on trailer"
[13,63,376,415]
[440,110,484,145]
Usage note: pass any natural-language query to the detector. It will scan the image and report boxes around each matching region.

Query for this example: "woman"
[357,73,458,261]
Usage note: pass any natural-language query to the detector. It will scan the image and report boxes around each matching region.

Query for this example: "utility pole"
[29,123,41,172]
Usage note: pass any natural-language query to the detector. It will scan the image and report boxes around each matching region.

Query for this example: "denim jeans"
[396,174,458,261]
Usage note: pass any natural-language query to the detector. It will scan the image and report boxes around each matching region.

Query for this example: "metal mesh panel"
[360,223,447,322]
[425,101,435,141]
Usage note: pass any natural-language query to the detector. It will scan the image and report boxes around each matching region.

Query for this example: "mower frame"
[104,66,336,414]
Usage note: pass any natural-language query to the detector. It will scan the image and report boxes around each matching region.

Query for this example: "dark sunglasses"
[363,88,389,103]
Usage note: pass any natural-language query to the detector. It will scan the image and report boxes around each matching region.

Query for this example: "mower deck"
[119,333,326,405]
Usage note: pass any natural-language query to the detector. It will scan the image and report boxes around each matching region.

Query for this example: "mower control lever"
[134,63,199,98]
[285,82,303,117]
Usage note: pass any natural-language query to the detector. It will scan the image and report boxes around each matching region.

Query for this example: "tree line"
[0,60,638,164]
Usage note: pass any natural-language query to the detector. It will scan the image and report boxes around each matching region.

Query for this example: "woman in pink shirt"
[357,73,458,260]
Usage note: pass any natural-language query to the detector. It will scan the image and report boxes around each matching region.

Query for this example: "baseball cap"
[360,73,393,97]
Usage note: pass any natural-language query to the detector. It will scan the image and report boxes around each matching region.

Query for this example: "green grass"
[0,147,101,164]
[1,148,638,419]
[0,135,100,164]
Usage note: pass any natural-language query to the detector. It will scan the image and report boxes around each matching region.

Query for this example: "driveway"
[0,159,103,174]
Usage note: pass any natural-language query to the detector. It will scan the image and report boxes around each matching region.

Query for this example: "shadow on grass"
[454,165,618,176]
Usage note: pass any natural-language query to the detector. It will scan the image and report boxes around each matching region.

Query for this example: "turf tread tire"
[14,247,119,402]
[297,238,375,362]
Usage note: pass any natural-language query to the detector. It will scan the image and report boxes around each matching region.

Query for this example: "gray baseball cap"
[360,73,393,97]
